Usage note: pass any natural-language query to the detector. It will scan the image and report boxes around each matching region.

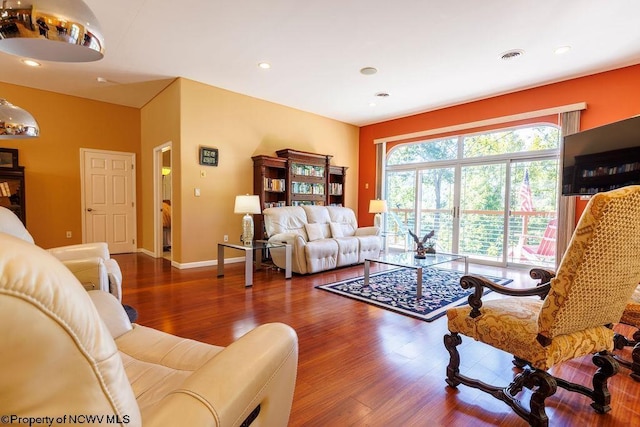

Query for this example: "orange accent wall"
[359,64,640,226]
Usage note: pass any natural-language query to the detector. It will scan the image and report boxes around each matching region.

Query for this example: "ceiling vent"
[500,50,524,60]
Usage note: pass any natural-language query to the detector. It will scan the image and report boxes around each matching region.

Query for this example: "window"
[385,123,560,268]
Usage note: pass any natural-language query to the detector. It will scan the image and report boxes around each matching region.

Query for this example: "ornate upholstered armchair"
[444,185,640,427]
[613,284,640,381]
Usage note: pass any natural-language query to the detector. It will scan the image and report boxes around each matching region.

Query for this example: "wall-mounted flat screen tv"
[562,115,640,195]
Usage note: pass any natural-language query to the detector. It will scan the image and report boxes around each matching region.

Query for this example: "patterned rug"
[316,268,512,322]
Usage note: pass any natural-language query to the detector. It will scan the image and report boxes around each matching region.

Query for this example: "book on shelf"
[0,182,10,197]
[263,177,285,192]
[292,200,325,206]
[264,201,286,209]
[291,182,325,195]
[329,182,342,195]
[292,163,324,177]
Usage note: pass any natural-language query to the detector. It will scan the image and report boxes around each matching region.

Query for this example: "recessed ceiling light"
[500,49,524,60]
[554,46,571,55]
[258,62,271,69]
[360,67,377,75]
[21,59,40,67]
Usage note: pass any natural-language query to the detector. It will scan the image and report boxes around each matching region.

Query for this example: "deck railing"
[385,208,556,267]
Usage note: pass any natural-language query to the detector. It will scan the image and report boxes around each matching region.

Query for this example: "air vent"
[500,50,524,60]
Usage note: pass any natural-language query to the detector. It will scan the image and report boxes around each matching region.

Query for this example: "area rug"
[316,268,512,322]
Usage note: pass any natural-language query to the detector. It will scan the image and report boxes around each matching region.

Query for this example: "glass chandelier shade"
[0,98,39,138]
[0,0,104,62]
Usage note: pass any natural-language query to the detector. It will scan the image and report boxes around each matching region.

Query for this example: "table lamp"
[369,199,387,229]
[234,195,261,246]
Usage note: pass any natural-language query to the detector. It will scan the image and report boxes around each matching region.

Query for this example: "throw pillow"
[305,223,324,241]
[329,222,344,238]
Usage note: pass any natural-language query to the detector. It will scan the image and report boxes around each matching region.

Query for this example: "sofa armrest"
[144,323,298,427]
[269,233,307,274]
[355,226,380,236]
[48,242,110,261]
[104,258,123,302]
[88,290,133,339]
[268,232,305,245]
[60,257,109,292]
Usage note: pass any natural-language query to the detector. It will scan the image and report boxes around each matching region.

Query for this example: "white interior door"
[82,149,136,254]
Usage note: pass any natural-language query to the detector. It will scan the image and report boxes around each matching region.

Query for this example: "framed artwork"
[199,146,219,166]
[0,148,19,169]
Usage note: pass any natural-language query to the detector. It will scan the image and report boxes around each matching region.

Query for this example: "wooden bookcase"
[252,149,347,239]
[569,146,640,195]
[328,165,347,207]
[0,166,26,226]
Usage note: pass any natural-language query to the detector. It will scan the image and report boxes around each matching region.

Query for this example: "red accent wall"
[358,64,640,226]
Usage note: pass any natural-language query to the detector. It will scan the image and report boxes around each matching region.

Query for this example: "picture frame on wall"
[199,146,219,166]
[0,148,19,169]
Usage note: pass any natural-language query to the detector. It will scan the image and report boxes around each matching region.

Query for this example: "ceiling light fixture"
[500,49,524,60]
[0,98,39,138]
[360,67,378,75]
[258,62,271,69]
[0,0,104,62]
[554,46,572,55]
[21,59,41,67]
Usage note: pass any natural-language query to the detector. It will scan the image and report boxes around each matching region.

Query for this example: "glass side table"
[217,240,291,287]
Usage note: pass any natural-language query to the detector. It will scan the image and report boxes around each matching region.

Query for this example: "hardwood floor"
[115,253,640,426]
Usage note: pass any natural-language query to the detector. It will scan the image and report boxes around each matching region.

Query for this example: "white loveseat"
[263,205,381,274]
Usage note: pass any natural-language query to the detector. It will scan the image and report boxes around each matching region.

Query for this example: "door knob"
[87,208,94,212]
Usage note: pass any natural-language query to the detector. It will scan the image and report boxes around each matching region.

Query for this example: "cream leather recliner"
[0,232,299,426]
[0,206,123,301]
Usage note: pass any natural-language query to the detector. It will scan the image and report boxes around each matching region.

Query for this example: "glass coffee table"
[217,240,291,287]
[364,251,468,299]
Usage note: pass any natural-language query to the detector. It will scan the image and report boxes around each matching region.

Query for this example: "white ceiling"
[2,1,640,126]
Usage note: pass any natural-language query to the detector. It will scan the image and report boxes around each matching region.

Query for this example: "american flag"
[520,169,533,212]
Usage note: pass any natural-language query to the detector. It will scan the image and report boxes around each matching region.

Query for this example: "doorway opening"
[154,142,172,260]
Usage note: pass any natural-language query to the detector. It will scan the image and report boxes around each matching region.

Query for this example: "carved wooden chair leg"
[512,356,528,369]
[631,343,640,382]
[612,332,640,381]
[525,370,556,427]
[613,332,629,350]
[590,352,617,413]
[444,332,462,387]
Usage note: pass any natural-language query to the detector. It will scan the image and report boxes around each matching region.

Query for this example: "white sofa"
[263,205,381,274]
[0,232,298,426]
[0,206,123,301]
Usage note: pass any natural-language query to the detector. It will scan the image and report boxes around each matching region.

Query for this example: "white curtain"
[375,142,386,199]
[556,110,581,266]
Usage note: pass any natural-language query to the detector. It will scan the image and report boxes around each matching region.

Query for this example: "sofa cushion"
[305,239,338,273]
[335,238,359,266]
[304,223,324,241]
[329,222,344,238]
[263,206,308,240]
[326,206,358,236]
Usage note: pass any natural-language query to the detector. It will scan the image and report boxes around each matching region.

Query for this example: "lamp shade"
[234,195,261,214]
[0,0,104,62]
[368,199,388,214]
[0,99,39,138]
